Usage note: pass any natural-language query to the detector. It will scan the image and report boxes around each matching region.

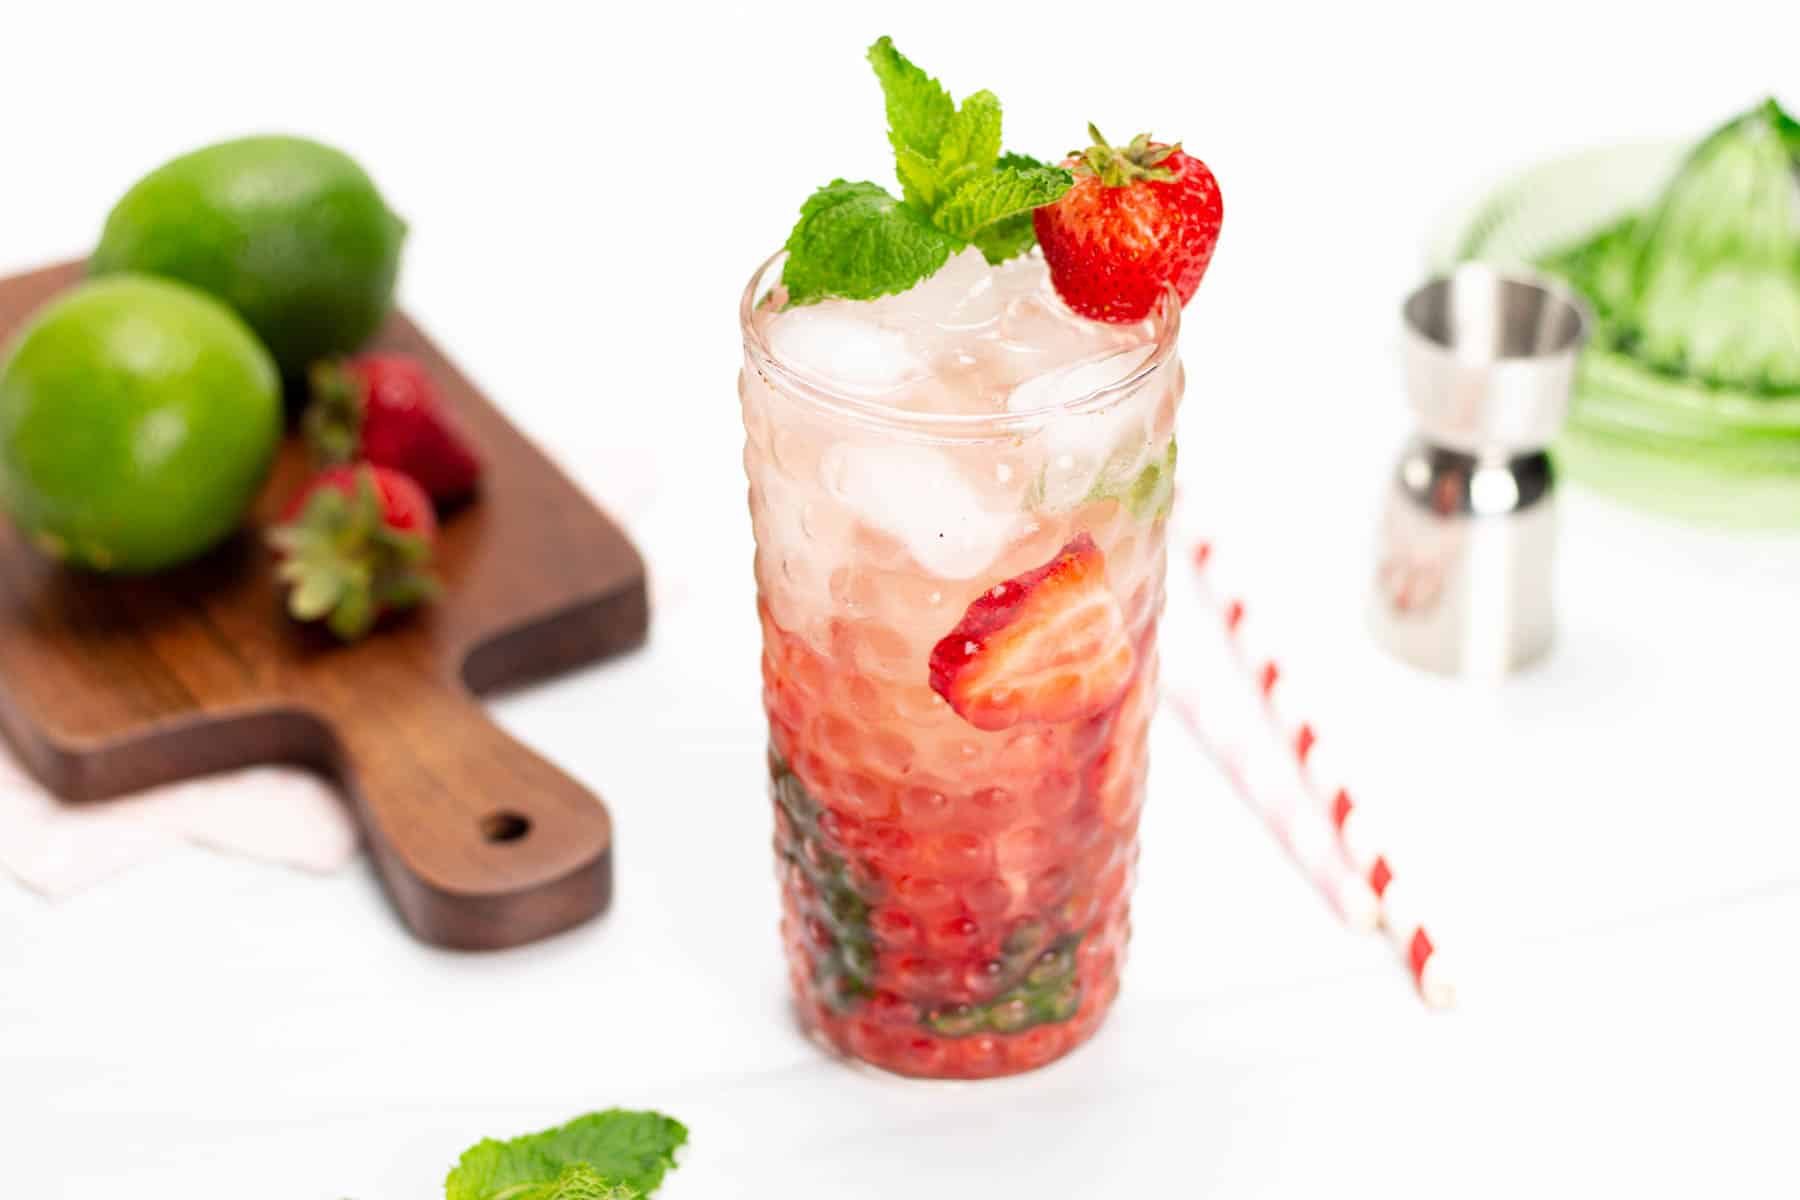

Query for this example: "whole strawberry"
[269,463,440,641]
[305,354,482,503]
[1033,125,1223,324]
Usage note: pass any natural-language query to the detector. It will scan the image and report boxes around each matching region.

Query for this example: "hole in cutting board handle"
[480,810,532,843]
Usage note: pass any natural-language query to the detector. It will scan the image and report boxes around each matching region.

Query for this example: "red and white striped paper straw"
[1167,691,1380,932]
[1191,540,1455,1008]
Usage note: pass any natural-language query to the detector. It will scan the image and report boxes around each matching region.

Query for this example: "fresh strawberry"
[1033,125,1223,324]
[929,534,1135,732]
[269,464,440,641]
[305,354,482,503]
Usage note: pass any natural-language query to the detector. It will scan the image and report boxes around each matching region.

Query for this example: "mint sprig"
[445,1110,687,1200]
[782,38,1072,305]
[781,180,958,305]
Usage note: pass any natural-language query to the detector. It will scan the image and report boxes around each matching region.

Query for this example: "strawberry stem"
[303,361,366,465]
[1073,123,1181,187]
[269,467,438,642]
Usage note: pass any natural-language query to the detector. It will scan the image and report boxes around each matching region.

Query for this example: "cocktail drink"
[742,251,1179,1078]
[740,38,1220,1078]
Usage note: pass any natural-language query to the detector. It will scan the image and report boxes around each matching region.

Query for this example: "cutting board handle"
[329,684,613,950]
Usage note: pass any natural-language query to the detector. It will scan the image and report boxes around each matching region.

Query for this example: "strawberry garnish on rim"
[1033,124,1223,324]
[929,534,1136,732]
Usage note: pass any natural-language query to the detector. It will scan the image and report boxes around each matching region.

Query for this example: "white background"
[5,1,1800,1195]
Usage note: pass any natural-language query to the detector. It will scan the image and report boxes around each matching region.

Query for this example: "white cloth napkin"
[0,750,357,898]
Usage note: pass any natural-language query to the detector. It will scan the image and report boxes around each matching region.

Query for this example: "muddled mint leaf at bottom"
[924,931,1084,1037]
[782,179,960,306]
[444,1110,687,1200]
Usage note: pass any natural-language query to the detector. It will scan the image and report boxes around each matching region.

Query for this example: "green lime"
[90,135,405,377]
[0,275,282,573]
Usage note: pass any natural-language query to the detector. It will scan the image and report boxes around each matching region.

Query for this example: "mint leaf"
[867,36,953,162]
[894,146,941,209]
[936,90,1003,182]
[1050,438,1178,521]
[444,1110,687,1200]
[778,43,1071,301]
[1124,437,1178,521]
[972,212,1040,265]
[996,150,1054,172]
[501,1164,638,1200]
[934,163,1073,242]
[969,153,1061,263]
[925,931,1084,1036]
[546,1164,640,1200]
[883,79,1000,210]
[782,179,958,306]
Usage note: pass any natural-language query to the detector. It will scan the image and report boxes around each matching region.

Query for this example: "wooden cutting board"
[0,262,647,949]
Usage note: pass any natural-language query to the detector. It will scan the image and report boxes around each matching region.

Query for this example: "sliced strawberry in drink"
[929,534,1136,732]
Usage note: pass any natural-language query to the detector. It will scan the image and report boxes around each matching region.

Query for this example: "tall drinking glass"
[739,248,1182,1078]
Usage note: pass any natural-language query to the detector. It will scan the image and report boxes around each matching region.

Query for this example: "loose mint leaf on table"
[521,1164,639,1200]
[781,39,1072,304]
[782,180,959,305]
[444,1109,687,1200]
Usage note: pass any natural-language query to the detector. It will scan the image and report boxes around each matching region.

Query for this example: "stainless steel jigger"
[1370,264,1590,677]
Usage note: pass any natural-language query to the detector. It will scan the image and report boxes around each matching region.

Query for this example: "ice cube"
[1006,346,1155,416]
[822,443,1022,580]
[1007,347,1158,509]
[767,305,927,394]
[924,249,1007,331]
[862,250,1011,375]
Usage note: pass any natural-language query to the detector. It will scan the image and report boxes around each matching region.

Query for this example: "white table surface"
[5,3,1799,1195]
